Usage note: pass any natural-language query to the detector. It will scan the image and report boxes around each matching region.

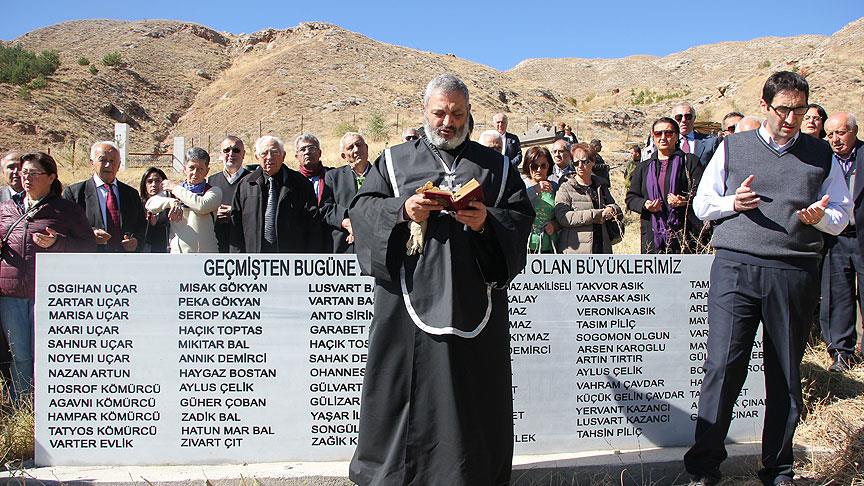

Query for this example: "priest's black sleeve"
[349,152,411,283]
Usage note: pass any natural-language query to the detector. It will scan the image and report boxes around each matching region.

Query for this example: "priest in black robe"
[348,74,534,486]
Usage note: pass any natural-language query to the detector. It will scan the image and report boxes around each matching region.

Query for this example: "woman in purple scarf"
[626,117,704,253]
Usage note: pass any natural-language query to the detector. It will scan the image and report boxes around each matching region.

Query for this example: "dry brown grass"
[0,391,34,466]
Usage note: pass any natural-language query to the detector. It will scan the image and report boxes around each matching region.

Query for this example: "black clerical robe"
[348,139,534,486]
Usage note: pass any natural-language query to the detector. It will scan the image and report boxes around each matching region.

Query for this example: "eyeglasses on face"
[20,169,46,177]
[297,145,319,153]
[769,104,808,118]
[222,146,242,154]
[530,163,549,171]
[674,113,694,122]
[653,130,676,137]
[573,159,592,166]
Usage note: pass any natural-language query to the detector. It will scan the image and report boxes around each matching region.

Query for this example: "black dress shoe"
[830,353,852,372]
[775,480,794,486]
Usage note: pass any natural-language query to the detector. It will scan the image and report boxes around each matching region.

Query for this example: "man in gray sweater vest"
[685,72,852,486]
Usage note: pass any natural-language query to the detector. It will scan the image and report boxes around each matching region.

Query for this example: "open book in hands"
[416,178,484,212]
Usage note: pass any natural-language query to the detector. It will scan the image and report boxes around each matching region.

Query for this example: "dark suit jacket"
[321,165,364,253]
[230,166,323,253]
[683,132,720,167]
[848,140,864,253]
[625,151,704,253]
[62,177,146,252]
[208,168,251,253]
[504,132,522,167]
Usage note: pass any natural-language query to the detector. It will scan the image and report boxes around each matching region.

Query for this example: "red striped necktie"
[104,184,122,248]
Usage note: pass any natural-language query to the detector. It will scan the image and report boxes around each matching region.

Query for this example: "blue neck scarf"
[182,181,208,194]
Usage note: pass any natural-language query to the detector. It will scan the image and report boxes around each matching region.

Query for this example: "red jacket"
[0,195,96,298]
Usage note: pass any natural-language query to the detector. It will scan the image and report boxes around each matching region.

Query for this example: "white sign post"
[34,254,765,466]
[172,137,185,175]
[114,123,128,169]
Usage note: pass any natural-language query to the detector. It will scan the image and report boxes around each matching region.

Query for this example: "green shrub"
[102,51,122,67]
[89,65,98,75]
[332,121,358,139]
[0,45,60,85]
[564,97,578,108]
[366,112,388,142]
[758,59,771,69]
[29,75,47,89]
[77,56,90,66]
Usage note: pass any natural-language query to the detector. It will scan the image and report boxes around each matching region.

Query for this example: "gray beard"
[423,118,469,150]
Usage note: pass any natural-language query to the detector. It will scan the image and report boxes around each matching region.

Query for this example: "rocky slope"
[1,17,862,155]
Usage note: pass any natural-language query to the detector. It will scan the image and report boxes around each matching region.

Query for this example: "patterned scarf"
[646,154,682,250]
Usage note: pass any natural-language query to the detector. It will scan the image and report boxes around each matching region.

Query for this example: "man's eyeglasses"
[769,104,808,118]
[297,145,319,153]
[573,159,592,166]
[222,146,242,154]
[653,130,676,137]
[674,113,694,122]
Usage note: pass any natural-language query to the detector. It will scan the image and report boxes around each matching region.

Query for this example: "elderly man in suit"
[493,112,522,167]
[673,102,719,167]
[230,136,321,253]
[321,132,371,253]
[0,151,23,204]
[820,112,864,372]
[62,142,145,252]
[207,136,250,253]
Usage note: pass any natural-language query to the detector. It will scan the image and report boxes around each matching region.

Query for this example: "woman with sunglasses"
[554,143,622,254]
[0,152,95,400]
[520,147,559,253]
[627,117,704,253]
[801,103,828,139]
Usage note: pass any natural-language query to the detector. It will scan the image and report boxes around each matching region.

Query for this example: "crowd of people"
[0,68,860,486]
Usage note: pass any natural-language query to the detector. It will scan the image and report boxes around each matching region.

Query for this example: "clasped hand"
[404,194,487,232]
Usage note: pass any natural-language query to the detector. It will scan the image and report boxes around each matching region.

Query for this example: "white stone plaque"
[34,254,765,466]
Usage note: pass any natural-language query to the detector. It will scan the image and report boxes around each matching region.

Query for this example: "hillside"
[1,17,862,160]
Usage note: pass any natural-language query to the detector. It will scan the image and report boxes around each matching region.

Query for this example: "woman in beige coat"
[554,143,621,254]
[145,147,221,253]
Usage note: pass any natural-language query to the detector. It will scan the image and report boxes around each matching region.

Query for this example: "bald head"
[478,130,503,152]
[735,116,763,133]
[90,141,121,184]
[825,112,859,159]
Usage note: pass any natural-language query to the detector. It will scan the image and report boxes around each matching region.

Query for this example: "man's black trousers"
[684,256,819,485]
[819,233,863,357]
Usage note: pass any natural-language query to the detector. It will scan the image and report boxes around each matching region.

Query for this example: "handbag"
[598,186,624,245]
